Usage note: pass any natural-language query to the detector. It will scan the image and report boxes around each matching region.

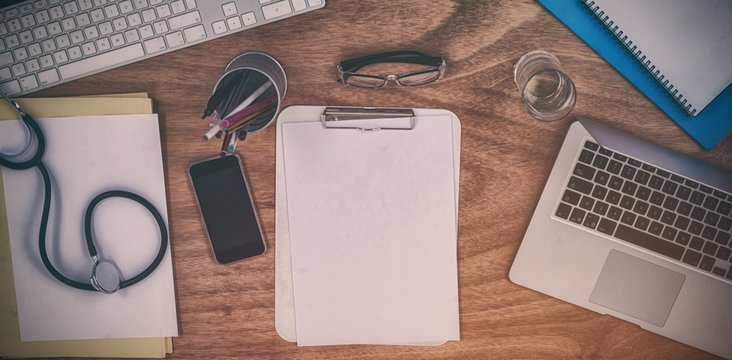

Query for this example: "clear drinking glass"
[514,50,576,122]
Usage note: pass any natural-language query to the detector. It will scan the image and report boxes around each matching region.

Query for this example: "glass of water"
[514,50,576,122]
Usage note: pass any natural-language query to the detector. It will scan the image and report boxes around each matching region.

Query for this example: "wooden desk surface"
[34,0,730,359]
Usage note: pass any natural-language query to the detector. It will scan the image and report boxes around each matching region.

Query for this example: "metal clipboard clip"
[320,107,416,131]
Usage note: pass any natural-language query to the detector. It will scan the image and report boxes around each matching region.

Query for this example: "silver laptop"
[510,118,732,358]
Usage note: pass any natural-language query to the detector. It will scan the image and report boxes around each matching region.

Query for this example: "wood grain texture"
[31,0,730,359]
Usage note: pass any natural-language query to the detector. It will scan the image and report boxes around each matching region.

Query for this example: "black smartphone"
[189,155,266,264]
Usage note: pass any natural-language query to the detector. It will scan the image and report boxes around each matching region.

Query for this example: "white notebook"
[585,0,732,116]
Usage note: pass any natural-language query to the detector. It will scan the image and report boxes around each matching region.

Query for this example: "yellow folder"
[0,94,172,358]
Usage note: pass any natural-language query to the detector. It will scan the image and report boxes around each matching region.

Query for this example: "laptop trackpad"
[589,250,685,327]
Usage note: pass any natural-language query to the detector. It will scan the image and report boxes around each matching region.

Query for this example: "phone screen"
[189,155,265,263]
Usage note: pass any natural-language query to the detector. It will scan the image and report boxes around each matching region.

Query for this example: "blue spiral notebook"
[537,0,732,149]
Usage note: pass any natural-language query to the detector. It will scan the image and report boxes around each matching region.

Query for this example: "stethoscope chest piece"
[90,256,122,294]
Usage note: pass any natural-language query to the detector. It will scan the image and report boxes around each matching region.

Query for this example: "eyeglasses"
[337,50,446,88]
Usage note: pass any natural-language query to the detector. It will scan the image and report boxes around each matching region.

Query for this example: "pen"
[202,71,243,119]
[225,104,276,133]
[226,130,238,154]
[202,96,276,140]
[220,95,277,127]
[222,80,273,120]
[220,131,233,156]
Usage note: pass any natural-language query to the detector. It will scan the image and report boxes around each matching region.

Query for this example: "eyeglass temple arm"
[340,51,444,72]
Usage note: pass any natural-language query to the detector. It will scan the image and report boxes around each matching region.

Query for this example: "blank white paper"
[0,114,178,341]
[282,116,460,346]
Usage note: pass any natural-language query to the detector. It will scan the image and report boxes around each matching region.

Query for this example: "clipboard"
[274,106,462,345]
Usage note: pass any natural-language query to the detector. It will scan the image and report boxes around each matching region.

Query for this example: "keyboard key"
[615,224,684,260]
[143,36,166,53]
[636,186,651,201]
[55,49,70,62]
[165,31,185,47]
[608,175,623,190]
[591,185,607,200]
[682,249,702,267]
[699,185,713,194]
[606,191,621,205]
[171,0,186,14]
[662,197,678,211]
[19,75,39,91]
[648,175,664,190]
[37,68,59,85]
[155,4,171,18]
[690,206,706,221]
[688,221,703,235]
[227,16,242,30]
[597,218,617,235]
[583,213,600,229]
[584,141,599,151]
[676,185,691,200]
[59,43,144,79]
[712,267,727,277]
[633,200,649,215]
[573,163,595,180]
[555,203,571,219]
[607,160,622,174]
[620,165,636,180]
[613,153,627,162]
[608,206,622,220]
[716,246,731,261]
[633,170,650,185]
[567,176,593,194]
[690,190,705,205]
[0,67,11,81]
[592,154,608,170]
[670,174,684,183]
[720,217,732,231]
[599,147,613,156]
[702,226,717,241]
[621,211,636,226]
[704,212,720,227]
[569,207,585,224]
[690,236,704,250]
[627,157,642,167]
[579,196,594,211]
[168,10,202,30]
[716,231,730,246]
[212,20,227,34]
[661,227,677,241]
[647,205,662,220]
[578,149,594,164]
[634,216,650,231]
[619,195,634,210]
[674,216,690,231]
[594,171,609,186]
[703,196,719,212]
[648,221,663,235]
[700,255,715,271]
[675,231,691,246]
[621,181,637,196]
[660,210,675,225]
[593,201,609,216]
[183,24,206,42]
[562,189,581,205]
[702,241,718,256]
[661,180,677,195]
[718,201,732,216]
[728,266,732,280]
[262,0,293,20]
[0,80,21,95]
[241,12,256,26]
[677,201,692,216]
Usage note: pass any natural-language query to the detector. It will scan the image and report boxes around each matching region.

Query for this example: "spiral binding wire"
[582,0,696,116]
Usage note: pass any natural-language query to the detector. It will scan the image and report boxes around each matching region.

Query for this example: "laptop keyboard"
[554,140,732,282]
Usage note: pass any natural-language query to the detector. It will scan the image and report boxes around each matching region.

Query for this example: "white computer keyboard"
[0,0,325,96]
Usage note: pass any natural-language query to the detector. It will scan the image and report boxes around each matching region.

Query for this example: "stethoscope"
[0,89,168,294]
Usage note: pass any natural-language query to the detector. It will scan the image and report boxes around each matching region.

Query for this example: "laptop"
[510,118,732,358]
